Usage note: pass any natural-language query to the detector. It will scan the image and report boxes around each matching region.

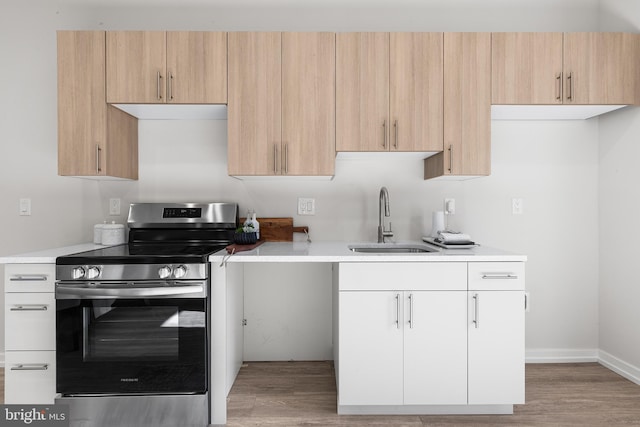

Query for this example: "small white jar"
[93,221,106,244]
[101,222,125,245]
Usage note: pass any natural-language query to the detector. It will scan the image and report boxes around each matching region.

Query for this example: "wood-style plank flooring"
[227,362,640,426]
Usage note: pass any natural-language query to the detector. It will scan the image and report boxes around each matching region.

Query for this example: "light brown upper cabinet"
[228,32,335,176]
[492,32,640,105]
[425,33,491,179]
[106,31,227,104]
[563,33,639,105]
[336,33,443,152]
[58,31,138,179]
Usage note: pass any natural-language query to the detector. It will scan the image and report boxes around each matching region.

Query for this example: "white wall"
[598,0,640,377]
[0,0,605,359]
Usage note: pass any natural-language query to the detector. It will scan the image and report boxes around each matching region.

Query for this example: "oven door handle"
[55,284,205,299]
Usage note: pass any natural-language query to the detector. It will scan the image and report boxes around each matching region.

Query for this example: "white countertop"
[210,241,527,263]
[0,243,108,264]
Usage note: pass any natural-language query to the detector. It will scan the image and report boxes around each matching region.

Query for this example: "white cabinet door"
[338,291,403,405]
[468,291,525,404]
[404,291,467,405]
[5,351,56,404]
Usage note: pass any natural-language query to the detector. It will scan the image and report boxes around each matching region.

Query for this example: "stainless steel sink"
[348,243,438,254]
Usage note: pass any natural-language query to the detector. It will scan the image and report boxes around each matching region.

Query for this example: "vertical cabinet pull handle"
[448,144,453,173]
[273,144,278,175]
[566,72,573,101]
[382,120,387,148]
[393,120,398,149]
[408,293,414,329]
[157,71,163,100]
[168,72,173,101]
[556,73,562,101]
[96,144,102,173]
[473,293,480,328]
[395,294,400,329]
[284,144,288,174]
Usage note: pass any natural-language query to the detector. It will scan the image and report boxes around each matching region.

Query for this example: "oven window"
[84,306,186,361]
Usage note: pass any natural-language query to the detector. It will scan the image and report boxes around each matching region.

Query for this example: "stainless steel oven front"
[55,274,210,427]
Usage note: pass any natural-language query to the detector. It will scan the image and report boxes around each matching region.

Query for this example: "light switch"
[19,198,31,216]
[298,198,315,215]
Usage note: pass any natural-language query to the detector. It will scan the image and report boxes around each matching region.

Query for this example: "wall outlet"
[512,198,524,215]
[298,198,315,215]
[444,198,455,215]
[109,198,121,216]
[19,198,31,216]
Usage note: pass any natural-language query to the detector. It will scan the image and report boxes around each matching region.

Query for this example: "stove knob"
[86,266,101,280]
[173,265,188,279]
[158,266,172,279]
[72,267,86,280]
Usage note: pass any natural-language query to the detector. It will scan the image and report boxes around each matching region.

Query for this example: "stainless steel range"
[55,202,238,427]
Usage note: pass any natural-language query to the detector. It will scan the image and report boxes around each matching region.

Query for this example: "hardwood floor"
[226,362,640,426]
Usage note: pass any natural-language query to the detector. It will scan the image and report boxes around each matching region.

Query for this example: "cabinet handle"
[168,72,174,101]
[473,293,480,329]
[481,273,518,280]
[408,293,414,329]
[96,144,102,173]
[273,144,278,175]
[382,120,387,148]
[395,294,400,329]
[11,364,49,371]
[157,71,163,100]
[10,275,48,282]
[10,305,48,311]
[393,120,398,149]
[566,72,573,101]
[448,144,453,173]
[284,144,288,174]
[556,73,563,101]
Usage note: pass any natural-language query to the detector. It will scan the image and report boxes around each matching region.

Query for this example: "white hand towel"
[438,232,473,244]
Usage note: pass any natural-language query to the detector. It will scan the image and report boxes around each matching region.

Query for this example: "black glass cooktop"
[56,243,229,265]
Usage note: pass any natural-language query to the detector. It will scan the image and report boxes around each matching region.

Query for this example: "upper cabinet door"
[282,32,335,176]
[227,32,282,176]
[166,32,227,104]
[444,32,491,177]
[106,31,166,103]
[492,32,563,104]
[563,32,640,105]
[336,33,390,152]
[390,33,443,152]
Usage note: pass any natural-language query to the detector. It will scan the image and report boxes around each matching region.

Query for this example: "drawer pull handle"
[10,275,48,282]
[482,274,518,280]
[11,364,49,371]
[10,305,48,311]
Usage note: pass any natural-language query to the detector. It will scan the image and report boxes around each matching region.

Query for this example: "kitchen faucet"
[378,186,393,243]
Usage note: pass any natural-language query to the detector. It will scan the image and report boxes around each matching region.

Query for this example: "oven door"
[56,282,208,396]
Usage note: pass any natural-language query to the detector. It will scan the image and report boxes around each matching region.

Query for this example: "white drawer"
[5,351,56,404]
[339,262,467,291]
[5,264,55,293]
[468,262,525,291]
[5,293,56,351]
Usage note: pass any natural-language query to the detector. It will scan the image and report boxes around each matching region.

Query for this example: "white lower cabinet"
[4,264,56,404]
[337,261,525,412]
[468,290,525,405]
[338,262,468,407]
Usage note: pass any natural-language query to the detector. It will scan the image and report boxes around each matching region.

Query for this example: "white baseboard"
[0,351,4,368]
[598,350,640,386]
[526,348,599,363]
